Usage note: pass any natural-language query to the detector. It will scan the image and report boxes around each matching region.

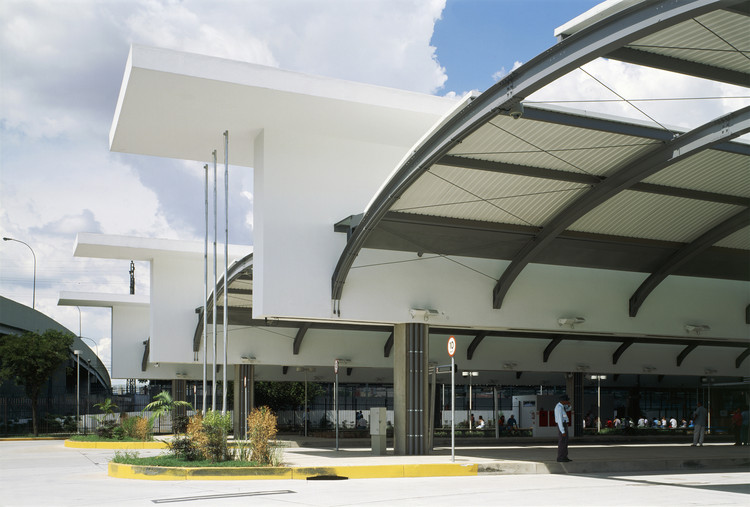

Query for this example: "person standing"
[691,401,708,446]
[554,394,572,462]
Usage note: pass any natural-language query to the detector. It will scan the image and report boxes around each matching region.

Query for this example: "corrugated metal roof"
[626,10,750,75]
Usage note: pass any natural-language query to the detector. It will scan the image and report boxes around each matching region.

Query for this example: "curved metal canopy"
[331,0,750,317]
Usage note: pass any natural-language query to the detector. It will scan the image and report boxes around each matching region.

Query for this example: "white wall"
[111,305,149,379]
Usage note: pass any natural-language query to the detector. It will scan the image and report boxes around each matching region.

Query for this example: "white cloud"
[526,59,750,132]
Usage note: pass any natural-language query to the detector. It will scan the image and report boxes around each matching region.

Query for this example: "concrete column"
[393,322,429,455]
[566,372,584,437]
[171,379,187,418]
[233,364,254,438]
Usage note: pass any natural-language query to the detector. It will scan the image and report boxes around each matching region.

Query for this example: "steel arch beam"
[331,0,739,305]
[467,331,488,360]
[293,322,311,355]
[736,347,750,368]
[543,336,564,363]
[677,344,698,367]
[493,105,750,308]
[629,209,750,317]
[613,339,635,365]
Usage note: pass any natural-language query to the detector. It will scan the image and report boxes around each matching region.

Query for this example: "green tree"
[254,381,324,412]
[0,329,75,436]
[143,390,192,423]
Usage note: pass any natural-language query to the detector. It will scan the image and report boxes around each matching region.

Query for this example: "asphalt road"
[1,440,748,506]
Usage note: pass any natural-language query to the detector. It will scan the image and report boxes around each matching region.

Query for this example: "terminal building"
[59,0,749,454]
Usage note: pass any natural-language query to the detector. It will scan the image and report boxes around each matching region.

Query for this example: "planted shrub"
[168,435,203,461]
[122,415,152,440]
[247,406,278,466]
[96,420,118,439]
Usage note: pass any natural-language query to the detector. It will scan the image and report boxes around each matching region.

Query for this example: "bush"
[168,435,203,461]
[247,406,278,466]
[184,411,232,462]
[96,420,118,439]
[173,415,190,434]
[122,416,152,440]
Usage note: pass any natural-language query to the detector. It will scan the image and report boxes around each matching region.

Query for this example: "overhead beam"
[543,336,564,363]
[384,331,394,358]
[332,0,732,304]
[630,209,750,316]
[494,105,750,308]
[606,46,750,88]
[440,154,750,207]
[293,323,311,355]
[736,348,750,369]
[613,339,634,365]
[467,331,488,360]
[677,344,698,367]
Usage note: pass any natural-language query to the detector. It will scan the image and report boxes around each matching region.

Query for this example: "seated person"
[476,416,486,430]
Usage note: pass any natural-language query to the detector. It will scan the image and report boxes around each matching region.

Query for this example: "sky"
[1,0,747,381]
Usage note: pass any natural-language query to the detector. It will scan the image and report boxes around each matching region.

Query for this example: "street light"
[462,371,479,429]
[590,375,607,433]
[3,237,36,309]
[73,350,82,433]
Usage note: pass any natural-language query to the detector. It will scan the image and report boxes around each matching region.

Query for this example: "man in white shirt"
[554,394,572,462]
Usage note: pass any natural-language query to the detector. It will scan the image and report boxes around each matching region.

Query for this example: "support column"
[172,379,187,425]
[566,372,584,437]
[233,364,254,438]
[393,323,429,455]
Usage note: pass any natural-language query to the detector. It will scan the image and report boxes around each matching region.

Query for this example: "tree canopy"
[0,329,75,435]
[254,381,324,413]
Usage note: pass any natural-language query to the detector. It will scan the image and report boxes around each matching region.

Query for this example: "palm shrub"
[247,406,278,466]
[143,390,192,427]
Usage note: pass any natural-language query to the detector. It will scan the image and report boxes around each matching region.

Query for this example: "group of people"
[467,413,519,433]
[636,416,689,429]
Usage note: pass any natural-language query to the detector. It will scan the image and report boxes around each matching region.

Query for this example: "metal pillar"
[203,164,208,415]
[222,131,229,414]
[212,150,218,412]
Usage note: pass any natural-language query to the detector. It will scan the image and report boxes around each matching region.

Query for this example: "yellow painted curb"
[65,439,168,449]
[108,462,479,481]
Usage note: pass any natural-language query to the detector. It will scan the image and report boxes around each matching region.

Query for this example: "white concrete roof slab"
[110,45,457,166]
[58,291,149,308]
[74,232,250,261]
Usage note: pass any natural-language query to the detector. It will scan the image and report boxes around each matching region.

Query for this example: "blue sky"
[433,0,601,94]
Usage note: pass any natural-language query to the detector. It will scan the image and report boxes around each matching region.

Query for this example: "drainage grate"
[152,490,295,503]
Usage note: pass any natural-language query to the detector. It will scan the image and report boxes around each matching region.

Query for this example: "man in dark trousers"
[554,394,572,462]
[691,401,708,446]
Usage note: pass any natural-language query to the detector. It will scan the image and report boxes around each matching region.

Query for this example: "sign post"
[334,359,339,451]
[447,336,456,463]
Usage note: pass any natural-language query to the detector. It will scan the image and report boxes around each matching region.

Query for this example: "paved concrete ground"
[1,439,748,506]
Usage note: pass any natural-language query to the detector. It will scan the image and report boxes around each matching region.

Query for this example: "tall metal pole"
[304,371,308,437]
[203,164,208,415]
[597,376,602,433]
[451,355,455,462]
[2,237,36,309]
[222,131,229,414]
[335,369,339,451]
[74,350,81,433]
[212,150,218,412]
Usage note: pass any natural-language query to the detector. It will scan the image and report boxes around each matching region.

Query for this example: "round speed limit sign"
[447,336,456,357]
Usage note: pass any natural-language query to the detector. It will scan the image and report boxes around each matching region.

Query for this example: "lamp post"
[3,237,36,309]
[462,371,478,429]
[74,350,82,433]
[590,375,607,433]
